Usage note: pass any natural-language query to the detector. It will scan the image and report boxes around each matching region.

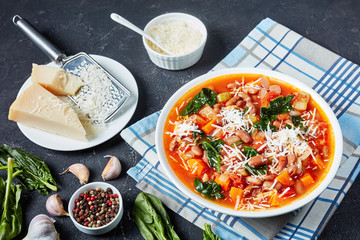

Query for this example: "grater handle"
[12,15,65,63]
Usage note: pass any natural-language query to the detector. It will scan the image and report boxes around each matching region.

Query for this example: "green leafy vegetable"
[253,120,277,131]
[193,130,208,144]
[254,95,294,131]
[243,146,258,158]
[245,163,268,175]
[194,178,225,200]
[243,147,267,175]
[203,223,222,240]
[0,158,22,240]
[200,140,224,172]
[132,192,180,240]
[232,140,244,147]
[290,115,307,130]
[180,88,217,116]
[0,144,57,195]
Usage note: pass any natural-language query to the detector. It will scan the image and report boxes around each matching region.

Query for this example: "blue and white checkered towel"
[121,18,360,240]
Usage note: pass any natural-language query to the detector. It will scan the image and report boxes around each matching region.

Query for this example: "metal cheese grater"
[13,15,130,122]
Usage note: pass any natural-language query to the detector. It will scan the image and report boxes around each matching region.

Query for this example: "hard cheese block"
[31,64,83,95]
[9,83,87,141]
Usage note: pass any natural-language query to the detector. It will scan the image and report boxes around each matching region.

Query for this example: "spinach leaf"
[243,146,267,175]
[269,95,294,115]
[194,178,225,200]
[193,130,208,144]
[200,140,224,172]
[245,163,268,175]
[0,158,22,240]
[132,192,180,240]
[291,116,305,128]
[253,120,277,131]
[145,193,180,240]
[262,95,294,119]
[232,140,244,147]
[180,88,217,116]
[243,146,258,158]
[203,223,222,240]
[254,95,294,132]
[0,144,57,195]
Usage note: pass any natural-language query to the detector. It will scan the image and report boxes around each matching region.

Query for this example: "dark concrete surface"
[1,0,359,239]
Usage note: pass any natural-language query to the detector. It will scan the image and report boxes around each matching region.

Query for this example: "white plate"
[16,55,138,151]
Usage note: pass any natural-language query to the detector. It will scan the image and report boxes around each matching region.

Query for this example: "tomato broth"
[164,74,334,211]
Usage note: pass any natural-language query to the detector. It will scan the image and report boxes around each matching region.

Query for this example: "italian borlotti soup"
[164,74,334,211]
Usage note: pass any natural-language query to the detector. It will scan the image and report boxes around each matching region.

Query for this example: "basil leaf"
[180,88,217,116]
[243,146,258,158]
[245,163,268,175]
[200,140,224,172]
[194,178,225,199]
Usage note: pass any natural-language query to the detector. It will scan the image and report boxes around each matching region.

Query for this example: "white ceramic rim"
[155,67,343,218]
[68,182,123,232]
[142,12,208,59]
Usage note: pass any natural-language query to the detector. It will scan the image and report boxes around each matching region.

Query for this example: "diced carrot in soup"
[187,159,207,177]
[276,170,295,186]
[201,117,217,134]
[300,173,314,187]
[230,187,244,202]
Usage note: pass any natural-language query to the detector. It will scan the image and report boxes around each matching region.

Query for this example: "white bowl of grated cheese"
[143,12,207,70]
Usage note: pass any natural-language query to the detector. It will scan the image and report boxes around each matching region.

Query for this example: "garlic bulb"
[46,194,69,217]
[60,163,89,185]
[23,214,60,240]
[102,155,122,181]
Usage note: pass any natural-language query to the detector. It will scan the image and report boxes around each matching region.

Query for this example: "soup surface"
[164,74,334,211]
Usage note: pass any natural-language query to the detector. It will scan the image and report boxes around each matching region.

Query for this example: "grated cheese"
[147,20,203,55]
[166,120,201,138]
[218,107,253,136]
[263,126,312,159]
[62,63,125,137]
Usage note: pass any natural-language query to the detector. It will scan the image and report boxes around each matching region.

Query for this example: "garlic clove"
[60,163,89,185]
[23,214,60,240]
[102,155,122,181]
[46,194,69,217]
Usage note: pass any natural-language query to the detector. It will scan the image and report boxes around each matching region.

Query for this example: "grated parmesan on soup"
[147,20,202,55]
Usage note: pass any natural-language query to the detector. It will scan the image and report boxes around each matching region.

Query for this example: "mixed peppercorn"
[72,187,120,228]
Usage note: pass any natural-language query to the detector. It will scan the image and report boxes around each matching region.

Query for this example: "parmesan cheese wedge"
[31,64,83,95]
[9,83,87,141]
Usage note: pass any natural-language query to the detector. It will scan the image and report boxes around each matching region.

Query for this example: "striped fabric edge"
[127,157,266,240]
